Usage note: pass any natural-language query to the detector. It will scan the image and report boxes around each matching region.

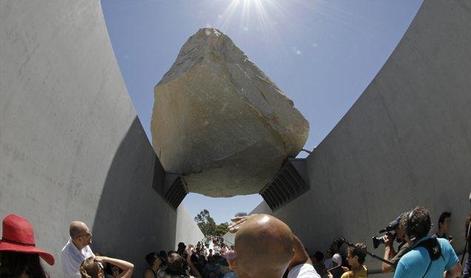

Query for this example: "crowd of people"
[0,206,470,278]
[304,208,467,278]
[142,238,237,278]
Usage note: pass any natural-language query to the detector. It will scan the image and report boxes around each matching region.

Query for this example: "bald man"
[61,221,95,277]
[227,214,320,278]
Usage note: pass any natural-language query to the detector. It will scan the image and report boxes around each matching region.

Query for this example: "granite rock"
[152,28,309,197]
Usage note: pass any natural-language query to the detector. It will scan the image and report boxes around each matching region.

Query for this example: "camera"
[372,233,395,249]
[372,216,401,249]
[336,237,394,266]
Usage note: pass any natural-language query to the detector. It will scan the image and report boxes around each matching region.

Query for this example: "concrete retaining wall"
[175,206,205,248]
[2,0,469,276]
[263,0,471,275]
[0,0,202,276]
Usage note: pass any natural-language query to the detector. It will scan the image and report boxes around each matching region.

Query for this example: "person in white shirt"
[61,221,95,277]
[227,214,320,278]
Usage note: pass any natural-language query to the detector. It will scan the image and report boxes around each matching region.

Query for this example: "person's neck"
[351,264,363,272]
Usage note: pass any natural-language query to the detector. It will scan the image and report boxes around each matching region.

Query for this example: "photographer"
[381,213,410,273]
[393,207,461,278]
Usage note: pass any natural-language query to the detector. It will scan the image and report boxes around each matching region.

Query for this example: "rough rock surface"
[152,28,309,197]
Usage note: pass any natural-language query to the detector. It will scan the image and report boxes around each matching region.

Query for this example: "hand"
[228,215,253,233]
[327,271,333,278]
[384,234,394,247]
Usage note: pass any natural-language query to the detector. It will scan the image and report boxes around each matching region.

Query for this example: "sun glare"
[218,0,285,34]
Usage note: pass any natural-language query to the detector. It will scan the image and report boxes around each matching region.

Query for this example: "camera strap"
[413,237,442,278]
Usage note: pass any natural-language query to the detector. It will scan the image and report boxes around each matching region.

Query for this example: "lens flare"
[218,0,286,35]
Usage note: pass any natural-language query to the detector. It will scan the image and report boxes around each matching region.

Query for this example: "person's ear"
[354,255,360,264]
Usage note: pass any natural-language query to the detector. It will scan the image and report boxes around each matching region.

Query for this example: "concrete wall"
[264,0,471,275]
[175,206,205,248]
[0,0,202,276]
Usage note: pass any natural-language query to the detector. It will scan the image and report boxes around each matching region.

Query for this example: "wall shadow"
[92,117,177,275]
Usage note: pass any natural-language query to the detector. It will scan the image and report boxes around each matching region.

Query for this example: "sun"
[218,0,284,33]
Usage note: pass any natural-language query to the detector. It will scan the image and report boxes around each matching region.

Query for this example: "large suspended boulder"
[152,28,309,197]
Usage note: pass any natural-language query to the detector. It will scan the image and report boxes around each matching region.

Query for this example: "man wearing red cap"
[61,221,95,277]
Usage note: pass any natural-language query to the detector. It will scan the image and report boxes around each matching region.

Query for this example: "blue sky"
[101,0,422,224]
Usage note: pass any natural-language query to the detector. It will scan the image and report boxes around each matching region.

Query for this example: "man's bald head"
[69,221,92,250]
[69,221,89,239]
[232,214,294,278]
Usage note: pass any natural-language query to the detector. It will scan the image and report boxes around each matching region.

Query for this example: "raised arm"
[95,256,134,278]
[382,234,396,272]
